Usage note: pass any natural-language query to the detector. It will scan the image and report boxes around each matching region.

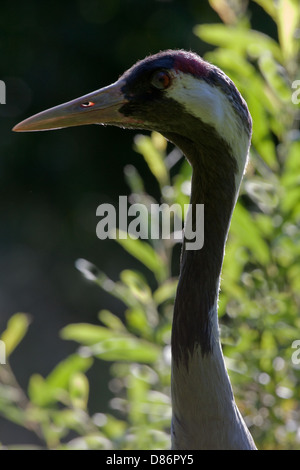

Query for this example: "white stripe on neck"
[171,345,256,449]
[166,72,250,185]
[171,301,256,449]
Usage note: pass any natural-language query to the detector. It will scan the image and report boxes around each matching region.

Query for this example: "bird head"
[13,50,251,173]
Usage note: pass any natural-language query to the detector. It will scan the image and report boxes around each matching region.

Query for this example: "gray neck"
[165,131,256,450]
[169,134,238,365]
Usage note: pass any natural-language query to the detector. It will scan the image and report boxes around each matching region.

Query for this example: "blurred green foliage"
[1,0,300,449]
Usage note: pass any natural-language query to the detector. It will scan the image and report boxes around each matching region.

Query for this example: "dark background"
[0,0,275,445]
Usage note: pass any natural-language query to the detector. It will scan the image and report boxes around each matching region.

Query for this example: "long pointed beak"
[13,80,128,132]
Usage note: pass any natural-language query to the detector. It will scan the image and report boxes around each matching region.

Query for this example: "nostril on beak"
[80,101,95,108]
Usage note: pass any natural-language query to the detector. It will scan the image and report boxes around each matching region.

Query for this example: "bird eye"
[151,70,171,90]
[80,101,95,108]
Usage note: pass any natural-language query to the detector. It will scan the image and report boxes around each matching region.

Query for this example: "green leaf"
[153,279,177,306]
[194,24,282,62]
[45,352,92,390]
[115,231,168,282]
[1,313,31,357]
[69,372,89,410]
[120,269,153,305]
[125,307,149,336]
[283,140,300,174]
[98,310,126,332]
[28,354,93,406]
[61,323,160,363]
[221,239,247,301]
[28,374,53,407]
[258,53,291,102]
[90,336,160,363]
[230,202,270,265]
[61,323,114,345]
[277,0,300,60]
[134,134,169,187]
[280,141,300,215]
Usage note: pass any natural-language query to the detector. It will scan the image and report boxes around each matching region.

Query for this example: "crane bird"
[13,50,257,450]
